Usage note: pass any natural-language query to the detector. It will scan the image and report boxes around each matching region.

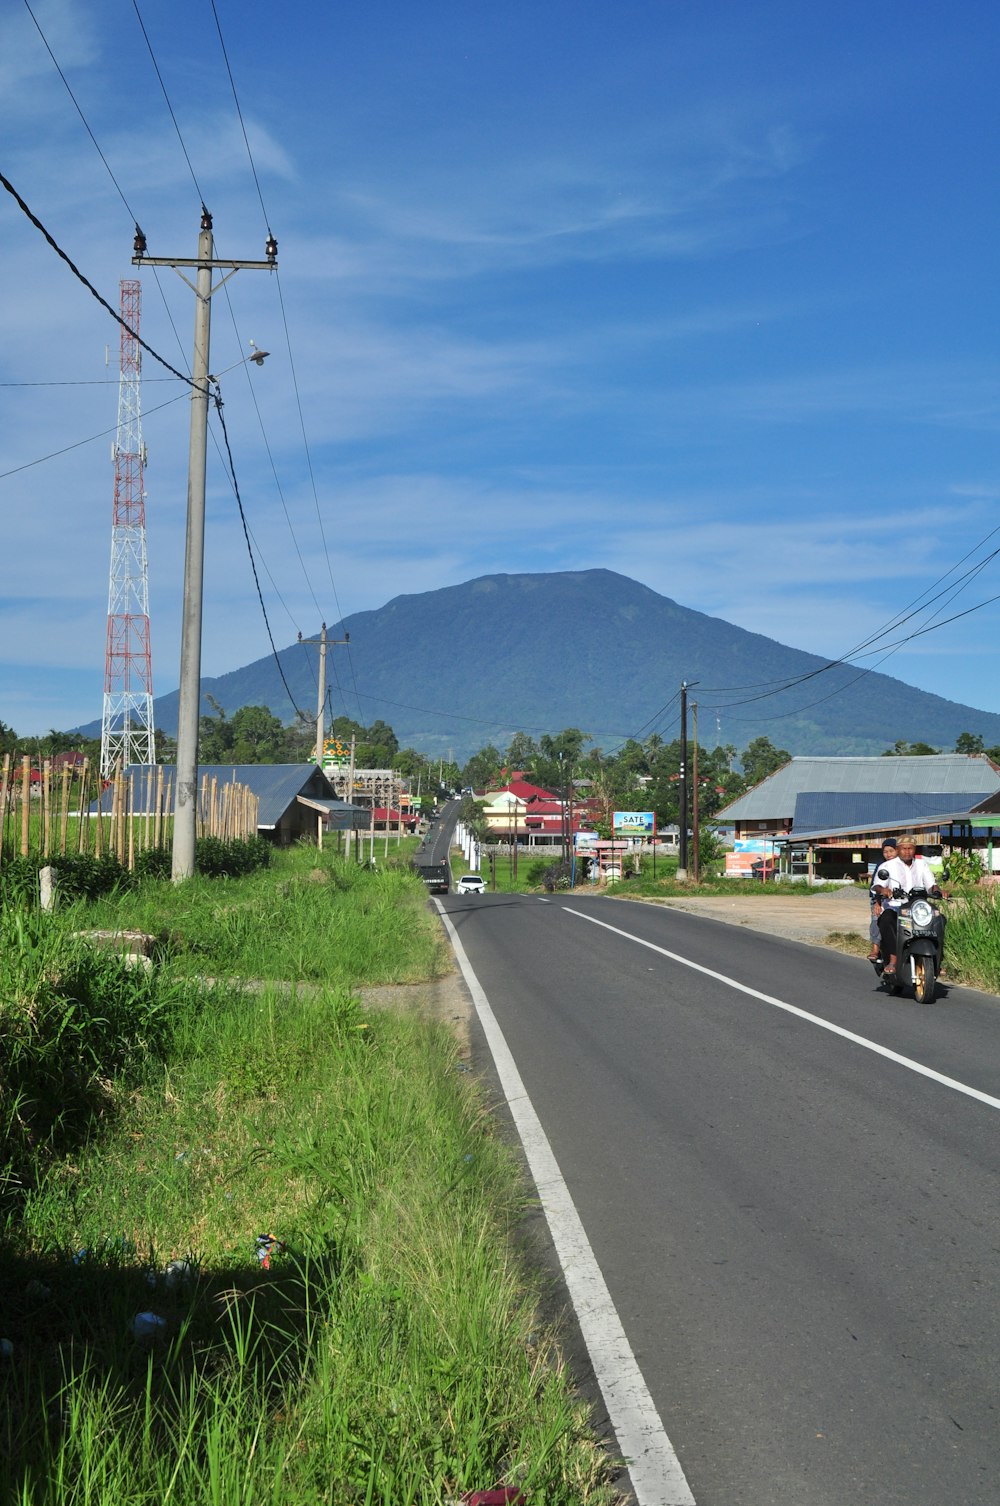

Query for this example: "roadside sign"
[613,811,655,836]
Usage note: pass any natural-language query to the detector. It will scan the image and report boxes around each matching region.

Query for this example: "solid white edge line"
[436,902,696,1506]
[564,905,1000,1113]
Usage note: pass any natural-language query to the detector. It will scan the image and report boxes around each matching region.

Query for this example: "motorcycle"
[875,868,946,1004]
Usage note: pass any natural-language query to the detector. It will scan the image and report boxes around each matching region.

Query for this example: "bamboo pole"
[93,771,103,859]
[154,766,164,850]
[59,762,71,855]
[41,758,51,856]
[78,760,90,854]
[21,756,31,857]
[0,753,10,868]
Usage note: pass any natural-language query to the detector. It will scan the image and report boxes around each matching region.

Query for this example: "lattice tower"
[100,279,154,776]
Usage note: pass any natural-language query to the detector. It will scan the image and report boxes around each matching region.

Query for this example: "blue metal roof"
[96,763,344,827]
[793,790,995,833]
[718,754,1000,821]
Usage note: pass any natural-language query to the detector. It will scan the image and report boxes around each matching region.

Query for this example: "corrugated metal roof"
[793,790,995,832]
[717,754,1000,821]
[98,764,339,827]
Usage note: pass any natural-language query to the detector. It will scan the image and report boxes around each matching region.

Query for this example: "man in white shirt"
[875,834,940,978]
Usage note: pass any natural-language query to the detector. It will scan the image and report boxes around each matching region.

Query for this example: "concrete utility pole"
[133,210,277,881]
[691,702,700,884]
[676,679,700,883]
[297,623,351,767]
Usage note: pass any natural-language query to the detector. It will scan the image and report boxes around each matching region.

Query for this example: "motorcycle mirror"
[876,868,890,880]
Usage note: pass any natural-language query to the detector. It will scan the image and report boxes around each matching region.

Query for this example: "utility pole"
[691,702,700,884]
[676,680,700,882]
[133,210,277,882]
[297,623,350,767]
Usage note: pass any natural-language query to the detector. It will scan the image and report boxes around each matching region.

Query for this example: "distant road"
[440,890,1000,1506]
[413,798,460,869]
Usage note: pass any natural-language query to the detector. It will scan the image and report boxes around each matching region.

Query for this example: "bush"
[0,852,135,908]
[943,850,985,886]
[195,834,273,878]
[0,909,192,1210]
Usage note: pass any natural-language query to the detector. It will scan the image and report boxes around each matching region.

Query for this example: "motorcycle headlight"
[910,899,933,928]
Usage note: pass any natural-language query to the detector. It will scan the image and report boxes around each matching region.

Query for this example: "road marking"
[437,903,696,1506]
[564,906,1000,1113]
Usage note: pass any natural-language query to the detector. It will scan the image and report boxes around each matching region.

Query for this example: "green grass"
[3,983,621,1504]
[67,844,448,987]
[1,843,623,1503]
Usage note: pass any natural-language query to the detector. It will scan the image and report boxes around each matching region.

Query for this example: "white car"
[456,874,487,895]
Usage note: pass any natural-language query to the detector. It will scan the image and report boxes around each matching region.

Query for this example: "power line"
[205,0,360,719]
[0,389,188,482]
[130,0,203,204]
[209,0,270,231]
[211,384,307,719]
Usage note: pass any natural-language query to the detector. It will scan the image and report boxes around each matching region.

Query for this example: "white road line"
[437,903,696,1506]
[564,906,1000,1113]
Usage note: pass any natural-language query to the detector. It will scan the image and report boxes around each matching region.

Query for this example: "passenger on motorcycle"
[875,835,941,979]
[868,837,898,966]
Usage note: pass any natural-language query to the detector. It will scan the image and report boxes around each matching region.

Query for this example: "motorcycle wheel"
[913,957,936,1005]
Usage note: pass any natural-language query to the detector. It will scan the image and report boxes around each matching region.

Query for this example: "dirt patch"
[357,969,472,1051]
[619,884,872,948]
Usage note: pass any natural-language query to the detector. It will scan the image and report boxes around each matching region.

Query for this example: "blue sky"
[2,0,999,741]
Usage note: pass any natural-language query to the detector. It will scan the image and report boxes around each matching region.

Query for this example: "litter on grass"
[256,1234,285,1270]
[130,1312,167,1342]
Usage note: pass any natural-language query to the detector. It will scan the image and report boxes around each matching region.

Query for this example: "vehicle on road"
[456,874,486,895]
[875,868,946,1004]
[416,861,451,894]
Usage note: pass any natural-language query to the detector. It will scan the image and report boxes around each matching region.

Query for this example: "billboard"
[613,811,655,836]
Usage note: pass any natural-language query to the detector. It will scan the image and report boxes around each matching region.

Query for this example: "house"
[716,754,1000,879]
[97,764,370,845]
[479,783,594,847]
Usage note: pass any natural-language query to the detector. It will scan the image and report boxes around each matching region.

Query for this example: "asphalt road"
[414,798,461,868]
[440,889,1000,1506]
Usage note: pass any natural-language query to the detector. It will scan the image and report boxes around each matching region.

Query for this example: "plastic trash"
[0,1338,13,1360]
[131,1311,167,1342]
[462,1491,525,1505]
[72,1247,89,1265]
[256,1234,285,1271]
[164,1260,194,1292]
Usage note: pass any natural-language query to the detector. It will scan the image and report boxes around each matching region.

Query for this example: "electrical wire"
[0,172,195,389]
[130,0,203,204]
[211,384,307,719]
[205,0,361,718]
[0,389,188,482]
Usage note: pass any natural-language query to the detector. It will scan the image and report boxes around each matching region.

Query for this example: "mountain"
[76,570,1000,760]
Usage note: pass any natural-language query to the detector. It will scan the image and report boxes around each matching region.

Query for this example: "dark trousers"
[877,907,899,959]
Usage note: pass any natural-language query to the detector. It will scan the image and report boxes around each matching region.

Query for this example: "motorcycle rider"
[875,834,941,980]
[868,836,898,968]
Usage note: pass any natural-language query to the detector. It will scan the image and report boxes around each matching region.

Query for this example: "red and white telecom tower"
[100,278,154,777]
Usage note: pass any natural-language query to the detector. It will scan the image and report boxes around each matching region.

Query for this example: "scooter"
[875,869,946,1004]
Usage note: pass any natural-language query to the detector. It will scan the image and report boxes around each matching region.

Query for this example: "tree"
[882,739,939,757]
[199,700,234,762]
[533,728,589,791]
[229,705,287,763]
[505,731,538,769]
[955,731,985,755]
[739,736,790,788]
[462,744,503,791]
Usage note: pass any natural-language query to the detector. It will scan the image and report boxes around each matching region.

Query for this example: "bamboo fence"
[0,755,259,871]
